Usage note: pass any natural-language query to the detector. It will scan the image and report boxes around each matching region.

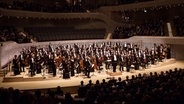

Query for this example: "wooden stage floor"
[0,58,184,92]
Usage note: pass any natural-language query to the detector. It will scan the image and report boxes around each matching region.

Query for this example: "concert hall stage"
[0,59,184,93]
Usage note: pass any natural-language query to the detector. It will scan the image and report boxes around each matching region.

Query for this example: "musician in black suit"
[52,60,56,77]
[62,58,70,79]
[150,48,155,64]
[70,56,75,77]
[13,55,20,75]
[84,57,91,78]
[48,54,54,73]
[126,56,131,72]
[74,58,80,74]
[111,52,118,72]
[96,55,103,71]
[19,51,26,72]
[134,56,140,70]
[104,52,111,70]
[35,56,42,74]
[29,54,35,76]
[119,54,125,72]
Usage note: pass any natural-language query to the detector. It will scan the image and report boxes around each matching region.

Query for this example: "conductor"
[111,52,118,72]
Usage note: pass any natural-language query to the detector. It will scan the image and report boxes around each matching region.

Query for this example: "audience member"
[0,68,183,103]
[0,26,31,43]
[113,20,165,39]
[173,16,184,36]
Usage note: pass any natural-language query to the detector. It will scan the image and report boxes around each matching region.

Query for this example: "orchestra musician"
[104,51,111,70]
[52,61,57,77]
[96,54,103,72]
[19,51,26,72]
[15,42,170,79]
[92,55,98,70]
[13,55,20,75]
[126,56,131,72]
[150,47,155,64]
[74,58,80,74]
[47,53,56,77]
[123,42,128,51]
[79,56,84,73]
[48,53,54,73]
[70,56,75,77]
[119,54,125,72]
[111,51,118,72]
[35,55,42,74]
[29,53,35,76]
[24,54,30,66]
[62,58,70,79]
[141,51,148,69]
[134,56,141,70]
[84,57,91,78]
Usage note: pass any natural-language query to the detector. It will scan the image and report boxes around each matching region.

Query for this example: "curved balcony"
[99,0,184,12]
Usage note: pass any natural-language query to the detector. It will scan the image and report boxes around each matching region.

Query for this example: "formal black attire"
[84,59,91,78]
[134,60,140,70]
[48,57,54,73]
[13,57,20,75]
[36,57,42,74]
[96,56,103,71]
[126,58,131,72]
[70,60,75,76]
[111,54,118,72]
[50,60,56,77]
[19,54,25,72]
[74,60,80,74]
[104,55,111,69]
[63,60,70,79]
[119,56,124,71]
[30,57,35,76]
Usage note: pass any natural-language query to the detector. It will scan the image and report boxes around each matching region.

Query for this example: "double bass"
[93,55,98,70]
[24,54,30,66]
[79,58,84,71]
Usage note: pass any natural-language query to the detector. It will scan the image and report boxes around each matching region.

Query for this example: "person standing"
[35,56,42,74]
[111,52,118,72]
[63,58,70,79]
[70,56,75,77]
[19,52,25,72]
[84,57,91,78]
[126,57,131,72]
[29,54,35,76]
[13,55,20,75]
[119,54,125,72]
[52,61,56,77]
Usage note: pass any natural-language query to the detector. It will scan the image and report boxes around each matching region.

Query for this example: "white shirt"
[114,55,117,61]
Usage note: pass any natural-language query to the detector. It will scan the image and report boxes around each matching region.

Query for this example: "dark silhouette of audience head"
[0,68,183,104]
